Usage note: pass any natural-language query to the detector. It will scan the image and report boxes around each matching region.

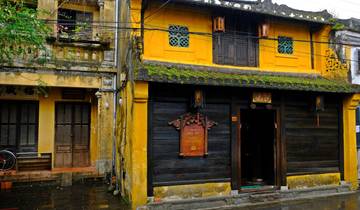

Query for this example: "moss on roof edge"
[136,63,360,93]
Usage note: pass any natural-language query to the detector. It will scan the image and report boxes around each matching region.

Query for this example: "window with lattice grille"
[278,36,293,54]
[169,25,189,48]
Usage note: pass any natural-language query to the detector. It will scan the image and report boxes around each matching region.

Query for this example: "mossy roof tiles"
[136,63,360,93]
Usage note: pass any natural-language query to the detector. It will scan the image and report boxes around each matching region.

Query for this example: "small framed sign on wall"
[169,113,217,157]
[252,92,272,104]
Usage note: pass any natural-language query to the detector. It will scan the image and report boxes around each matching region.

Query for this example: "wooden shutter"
[213,15,258,67]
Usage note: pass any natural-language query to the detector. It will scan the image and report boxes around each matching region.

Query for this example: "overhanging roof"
[136,62,360,93]
[176,0,332,24]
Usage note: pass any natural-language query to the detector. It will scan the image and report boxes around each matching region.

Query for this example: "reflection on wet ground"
[1,183,360,210]
[230,193,360,210]
[0,182,129,210]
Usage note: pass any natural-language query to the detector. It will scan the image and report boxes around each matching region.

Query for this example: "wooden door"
[55,103,90,168]
[72,104,90,167]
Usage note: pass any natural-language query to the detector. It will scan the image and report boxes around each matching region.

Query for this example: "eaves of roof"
[136,62,360,93]
[175,0,332,24]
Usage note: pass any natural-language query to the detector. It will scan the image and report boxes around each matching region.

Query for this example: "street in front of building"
[1,183,360,210]
[0,183,129,210]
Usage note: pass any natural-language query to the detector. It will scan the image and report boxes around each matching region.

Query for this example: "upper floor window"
[278,36,293,54]
[168,25,189,48]
[58,9,93,40]
[213,15,258,67]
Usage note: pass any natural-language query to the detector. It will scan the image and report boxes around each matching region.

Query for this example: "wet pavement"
[2,184,360,210]
[0,182,129,210]
[230,192,360,210]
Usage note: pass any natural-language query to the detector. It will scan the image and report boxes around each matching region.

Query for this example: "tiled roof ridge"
[178,0,332,23]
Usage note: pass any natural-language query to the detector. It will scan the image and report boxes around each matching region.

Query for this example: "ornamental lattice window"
[278,36,293,54]
[169,25,189,48]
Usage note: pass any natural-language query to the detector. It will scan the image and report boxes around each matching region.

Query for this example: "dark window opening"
[213,14,259,67]
[0,101,39,153]
[278,36,293,54]
[57,9,93,40]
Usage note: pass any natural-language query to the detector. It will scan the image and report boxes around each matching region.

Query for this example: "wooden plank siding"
[284,94,341,175]
[150,101,231,186]
[148,83,343,191]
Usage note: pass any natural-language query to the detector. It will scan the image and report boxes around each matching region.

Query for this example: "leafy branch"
[0,0,51,64]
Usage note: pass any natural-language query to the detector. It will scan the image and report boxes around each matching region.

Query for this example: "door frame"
[54,102,91,168]
[233,106,282,191]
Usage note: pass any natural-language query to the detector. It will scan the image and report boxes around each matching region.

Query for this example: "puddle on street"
[0,182,129,210]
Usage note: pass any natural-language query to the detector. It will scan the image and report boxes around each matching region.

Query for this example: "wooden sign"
[252,92,272,104]
[169,113,217,157]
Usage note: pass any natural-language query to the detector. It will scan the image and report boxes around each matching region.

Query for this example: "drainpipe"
[114,0,119,67]
[112,74,119,195]
[112,0,121,196]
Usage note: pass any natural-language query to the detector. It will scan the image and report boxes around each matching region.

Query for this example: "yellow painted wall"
[36,88,99,168]
[130,82,148,209]
[343,94,360,190]
[259,20,312,73]
[0,86,115,171]
[286,173,340,189]
[143,4,212,65]
[153,182,231,201]
[121,81,148,210]
[143,2,329,75]
[0,71,102,89]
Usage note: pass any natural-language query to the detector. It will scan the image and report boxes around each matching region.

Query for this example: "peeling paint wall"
[153,183,231,202]
[0,86,113,173]
[287,173,340,189]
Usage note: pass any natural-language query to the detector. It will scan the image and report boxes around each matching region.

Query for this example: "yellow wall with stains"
[143,3,330,75]
[287,173,341,189]
[0,87,101,168]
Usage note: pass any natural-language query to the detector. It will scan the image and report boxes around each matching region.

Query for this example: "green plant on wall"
[0,0,51,64]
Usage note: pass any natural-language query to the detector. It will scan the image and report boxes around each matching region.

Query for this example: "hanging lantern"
[259,21,270,38]
[213,16,225,32]
[315,96,325,127]
[194,89,204,108]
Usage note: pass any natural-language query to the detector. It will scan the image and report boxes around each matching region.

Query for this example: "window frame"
[168,25,190,48]
[277,36,294,55]
[57,8,93,40]
[0,101,39,153]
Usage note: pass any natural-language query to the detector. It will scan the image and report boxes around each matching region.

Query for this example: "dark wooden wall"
[149,84,231,189]
[284,94,341,175]
[148,83,343,193]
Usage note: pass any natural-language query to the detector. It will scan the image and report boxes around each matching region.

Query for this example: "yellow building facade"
[119,0,360,209]
[0,0,117,181]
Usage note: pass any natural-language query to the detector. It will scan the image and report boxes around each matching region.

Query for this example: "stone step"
[143,184,353,210]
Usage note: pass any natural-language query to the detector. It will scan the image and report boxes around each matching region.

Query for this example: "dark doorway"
[240,109,276,188]
[55,102,90,168]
